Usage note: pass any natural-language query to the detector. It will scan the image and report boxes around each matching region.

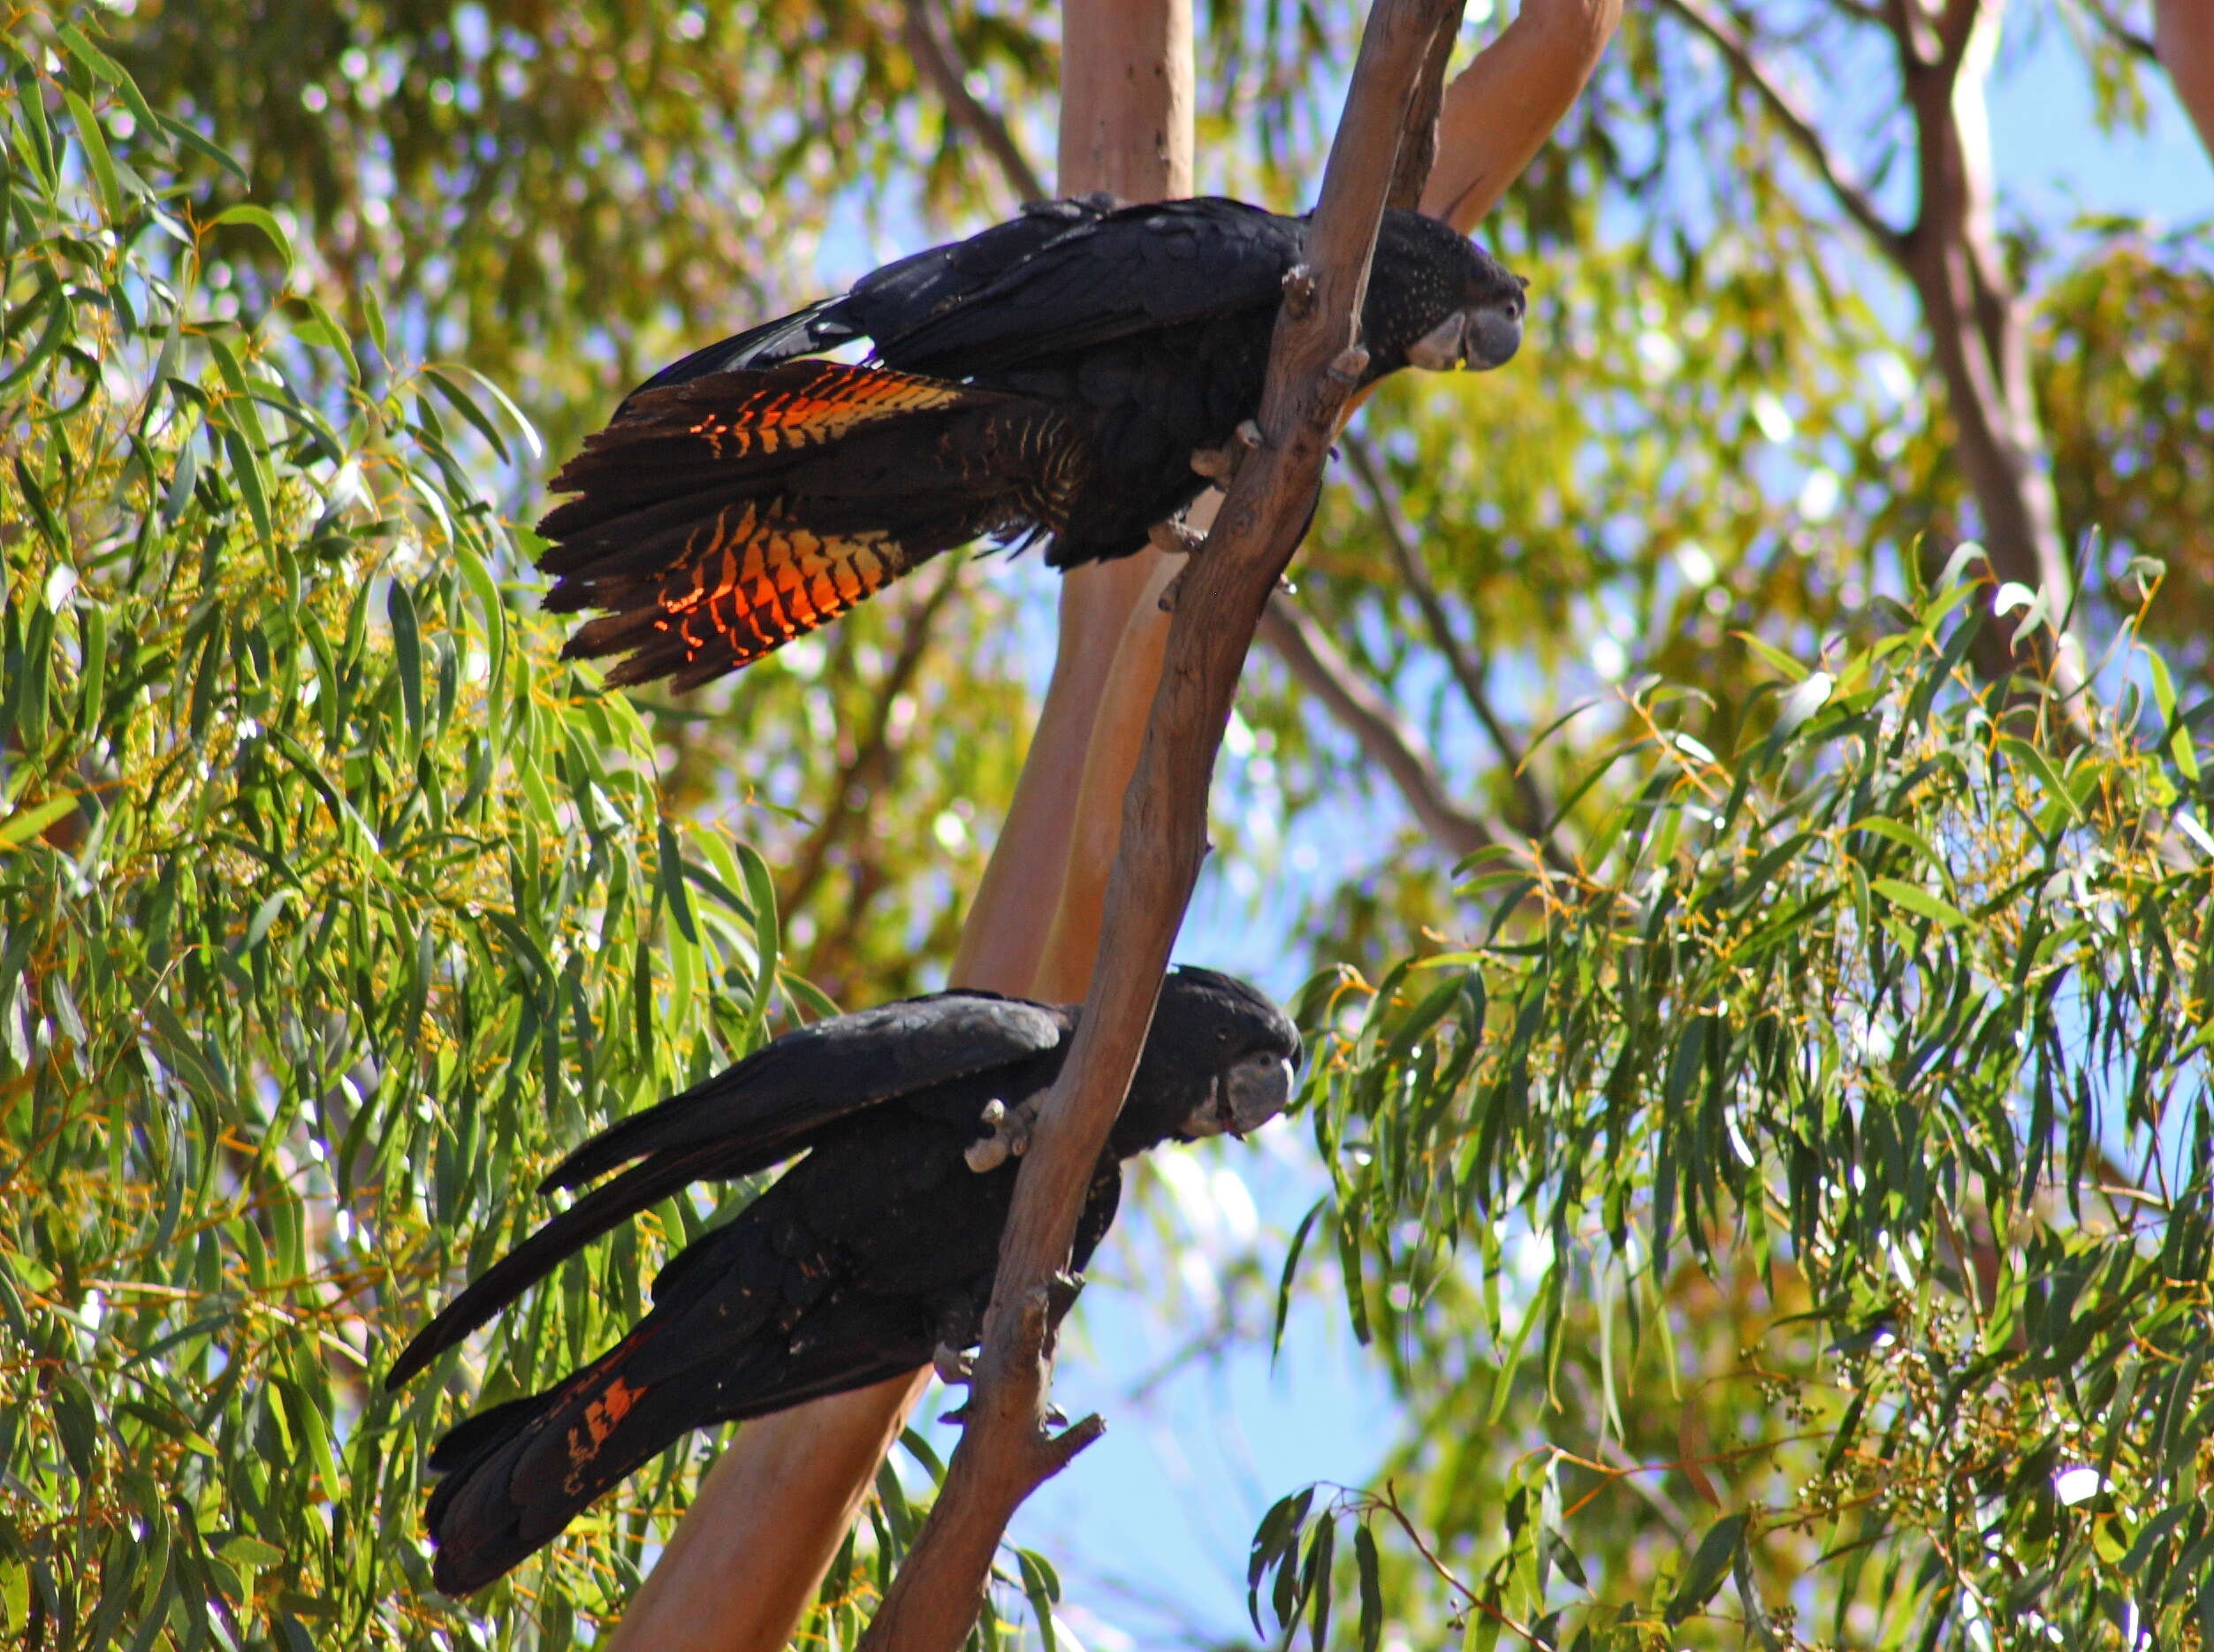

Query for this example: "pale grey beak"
[1405,301,1523,373]
[1182,1053,1297,1140]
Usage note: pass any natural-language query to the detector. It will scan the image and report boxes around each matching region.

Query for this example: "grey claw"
[1148,520,1206,557]
[933,1340,975,1387]
[965,1097,1036,1173]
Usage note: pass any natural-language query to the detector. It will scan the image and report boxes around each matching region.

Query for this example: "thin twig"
[1340,430,1569,863]
[1255,595,1506,861]
[779,565,960,925]
[1655,0,1906,263]
[902,0,1050,204]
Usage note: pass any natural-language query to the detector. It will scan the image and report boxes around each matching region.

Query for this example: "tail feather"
[616,299,861,410]
[536,360,1083,687]
[425,1324,696,1596]
[385,1139,743,1392]
[422,1298,932,1595]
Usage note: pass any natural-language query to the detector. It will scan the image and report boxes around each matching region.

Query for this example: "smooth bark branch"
[2157,0,2214,164]
[957,0,1193,1000]
[1424,0,1622,230]
[605,6,1192,1647]
[851,5,1459,1648]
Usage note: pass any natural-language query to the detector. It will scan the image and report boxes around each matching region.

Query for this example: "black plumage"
[388,966,1299,1595]
[538,195,1526,689]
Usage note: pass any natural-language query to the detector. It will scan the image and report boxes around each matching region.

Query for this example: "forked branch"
[849,4,1465,1647]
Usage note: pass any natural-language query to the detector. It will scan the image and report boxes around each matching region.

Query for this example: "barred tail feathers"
[424,1324,699,1596]
[537,362,1081,689]
[421,1291,932,1594]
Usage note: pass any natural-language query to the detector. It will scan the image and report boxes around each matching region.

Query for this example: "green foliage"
[101,0,1057,453]
[0,29,825,1646]
[1284,576,2214,1646]
[2039,227,2214,673]
[8,4,2211,1648]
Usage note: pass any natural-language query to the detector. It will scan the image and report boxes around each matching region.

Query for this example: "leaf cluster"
[0,34,832,1647]
[1277,574,2214,1646]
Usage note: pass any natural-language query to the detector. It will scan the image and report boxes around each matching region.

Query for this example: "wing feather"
[876,199,1303,377]
[545,992,1069,1190]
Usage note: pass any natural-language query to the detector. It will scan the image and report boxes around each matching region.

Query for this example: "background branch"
[1655,0,1905,260]
[1339,431,1568,862]
[902,0,1049,203]
[1256,596,1504,862]
[780,567,960,933]
[851,5,1460,1645]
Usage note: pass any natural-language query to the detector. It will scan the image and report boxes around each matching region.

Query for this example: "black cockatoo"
[537,194,1525,689]
[388,966,1299,1595]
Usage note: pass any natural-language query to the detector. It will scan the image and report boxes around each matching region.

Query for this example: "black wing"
[543,990,1068,1189]
[385,992,1067,1389]
[873,197,1304,377]
[624,194,1115,403]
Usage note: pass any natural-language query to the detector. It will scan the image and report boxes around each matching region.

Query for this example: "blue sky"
[902,27,2214,1651]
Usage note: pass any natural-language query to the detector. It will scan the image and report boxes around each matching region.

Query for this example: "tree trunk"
[602,7,1193,1648]
[1897,0,2081,691]
[852,7,1466,1643]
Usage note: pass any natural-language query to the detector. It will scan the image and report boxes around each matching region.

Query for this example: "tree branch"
[849,5,1459,1645]
[1387,5,1466,213]
[1255,595,1504,862]
[1655,0,1906,263]
[1339,432,1569,863]
[902,0,1049,205]
[2155,0,2214,167]
[780,566,960,936]
[1423,0,1623,231]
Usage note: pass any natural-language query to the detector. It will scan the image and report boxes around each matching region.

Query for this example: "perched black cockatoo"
[387,966,1298,1595]
[537,194,1525,689]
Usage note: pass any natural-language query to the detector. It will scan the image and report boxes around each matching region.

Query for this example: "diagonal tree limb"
[1387,5,1467,213]
[1339,431,1571,864]
[1655,0,1906,262]
[912,0,1564,876]
[902,0,1050,203]
[778,565,962,935]
[849,4,1462,1646]
[1255,594,1507,862]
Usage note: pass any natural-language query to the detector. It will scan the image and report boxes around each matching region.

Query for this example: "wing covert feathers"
[536,360,1083,689]
[543,992,1069,1191]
